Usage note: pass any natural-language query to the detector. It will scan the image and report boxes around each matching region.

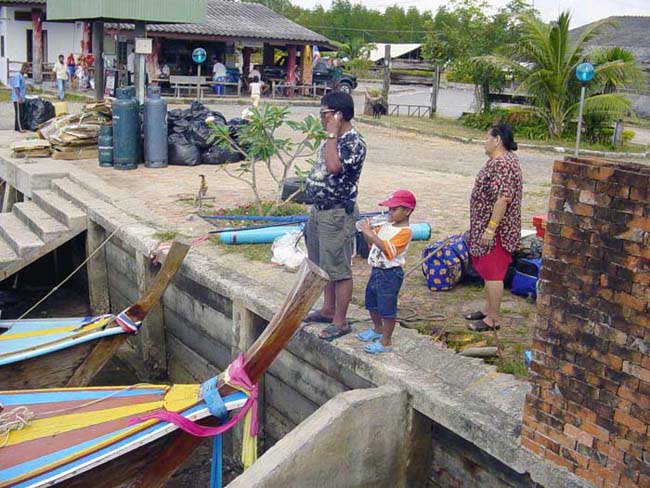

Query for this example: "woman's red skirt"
[471,236,512,281]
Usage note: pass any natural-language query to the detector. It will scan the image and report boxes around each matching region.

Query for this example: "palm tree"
[482,12,641,138]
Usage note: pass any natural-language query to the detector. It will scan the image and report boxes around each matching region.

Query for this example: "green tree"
[481,12,640,138]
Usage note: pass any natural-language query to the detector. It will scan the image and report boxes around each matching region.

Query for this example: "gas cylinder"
[98,124,113,167]
[112,87,140,170]
[144,85,168,168]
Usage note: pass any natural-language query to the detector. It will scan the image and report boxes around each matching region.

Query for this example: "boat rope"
[128,353,259,469]
[11,225,123,324]
[0,406,34,448]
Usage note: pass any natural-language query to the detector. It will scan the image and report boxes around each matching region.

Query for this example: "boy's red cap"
[379,189,416,209]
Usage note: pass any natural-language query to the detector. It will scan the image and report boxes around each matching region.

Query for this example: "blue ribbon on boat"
[115,310,142,334]
[201,377,229,488]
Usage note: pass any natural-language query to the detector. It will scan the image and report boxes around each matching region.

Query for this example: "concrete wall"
[229,385,410,488]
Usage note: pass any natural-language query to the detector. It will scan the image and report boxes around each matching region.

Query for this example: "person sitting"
[212,57,227,95]
[357,190,416,354]
[158,60,170,79]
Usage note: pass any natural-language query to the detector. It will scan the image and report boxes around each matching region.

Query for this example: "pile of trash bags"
[167,101,247,166]
[24,97,56,131]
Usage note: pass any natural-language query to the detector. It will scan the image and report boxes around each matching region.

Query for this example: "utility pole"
[382,44,391,109]
[430,64,440,118]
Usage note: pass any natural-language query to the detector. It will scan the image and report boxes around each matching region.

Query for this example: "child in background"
[357,190,416,354]
[249,76,263,108]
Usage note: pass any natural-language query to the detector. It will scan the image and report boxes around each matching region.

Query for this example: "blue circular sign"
[576,62,594,83]
[192,48,207,64]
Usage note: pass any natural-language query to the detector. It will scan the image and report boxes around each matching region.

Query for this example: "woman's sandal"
[319,324,352,341]
[467,319,500,332]
[464,311,487,321]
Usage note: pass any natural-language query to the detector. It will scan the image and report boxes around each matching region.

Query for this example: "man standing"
[53,54,68,101]
[11,64,28,132]
[304,92,367,341]
[212,57,227,95]
[127,49,135,86]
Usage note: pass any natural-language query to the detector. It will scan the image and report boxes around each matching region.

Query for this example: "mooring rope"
[0,405,34,448]
[11,225,123,324]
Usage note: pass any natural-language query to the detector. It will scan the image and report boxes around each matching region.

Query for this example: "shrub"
[460,108,548,140]
[622,129,635,144]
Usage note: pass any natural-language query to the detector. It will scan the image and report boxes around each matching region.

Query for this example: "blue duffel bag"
[510,258,542,298]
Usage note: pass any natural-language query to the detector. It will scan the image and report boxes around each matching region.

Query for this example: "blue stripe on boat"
[0,388,166,406]
[7,392,247,487]
[0,317,91,332]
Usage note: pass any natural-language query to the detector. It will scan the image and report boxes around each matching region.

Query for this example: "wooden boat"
[0,259,329,487]
[0,241,191,390]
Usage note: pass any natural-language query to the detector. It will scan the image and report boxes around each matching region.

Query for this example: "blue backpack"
[510,258,542,298]
[422,234,469,291]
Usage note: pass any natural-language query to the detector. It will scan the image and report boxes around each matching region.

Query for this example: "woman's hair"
[253,76,259,82]
[489,123,518,151]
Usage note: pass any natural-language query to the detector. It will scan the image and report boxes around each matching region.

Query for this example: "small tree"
[209,104,325,215]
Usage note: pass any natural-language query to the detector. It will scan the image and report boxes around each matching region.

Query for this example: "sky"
[296,0,649,28]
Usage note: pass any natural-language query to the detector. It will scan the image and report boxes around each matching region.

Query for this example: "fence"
[389,104,431,118]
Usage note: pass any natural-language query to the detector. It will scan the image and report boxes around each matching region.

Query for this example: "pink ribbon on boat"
[127,354,258,438]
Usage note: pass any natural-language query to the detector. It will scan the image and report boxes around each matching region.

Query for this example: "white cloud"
[299,0,649,27]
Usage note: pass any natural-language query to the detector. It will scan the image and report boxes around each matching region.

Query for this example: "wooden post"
[286,45,296,98]
[85,220,111,315]
[430,64,440,118]
[92,21,105,101]
[382,44,391,108]
[262,44,274,67]
[242,47,251,80]
[135,251,167,380]
[301,45,312,96]
[31,9,43,85]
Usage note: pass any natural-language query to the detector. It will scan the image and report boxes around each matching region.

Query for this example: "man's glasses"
[319,109,336,116]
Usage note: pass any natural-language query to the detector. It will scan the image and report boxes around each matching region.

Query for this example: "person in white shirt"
[127,49,135,85]
[212,58,227,95]
[249,76,263,107]
[52,54,68,101]
[159,60,170,79]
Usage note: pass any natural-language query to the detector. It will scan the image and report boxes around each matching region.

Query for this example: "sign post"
[574,62,594,157]
[192,48,207,100]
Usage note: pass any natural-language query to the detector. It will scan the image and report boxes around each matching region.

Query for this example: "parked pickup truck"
[261,58,358,94]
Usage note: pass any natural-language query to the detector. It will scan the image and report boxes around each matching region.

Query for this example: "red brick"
[585,165,616,181]
[614,291,647,313]
[629,216,650,232]
[582,421,611,443]
[560,446,591,468]
[521,435,546,457]
[564,423,594,448]
[576,467,606,487]
[622,361,650,383]
[613,408,647,434]
[544,448,576,472]
[588,460,621,485]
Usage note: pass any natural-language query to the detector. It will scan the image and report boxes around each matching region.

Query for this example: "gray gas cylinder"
[98,124,113,167]
[112,87,140,170]
[144,85,168,168]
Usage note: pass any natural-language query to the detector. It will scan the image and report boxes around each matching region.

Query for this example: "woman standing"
[466,124,522,332]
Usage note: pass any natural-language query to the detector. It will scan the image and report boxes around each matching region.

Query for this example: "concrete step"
[13,201,69,241]
[0,213,44,257]
[31,189,87,231]
[0,237,19,270]
[51,178,105,212]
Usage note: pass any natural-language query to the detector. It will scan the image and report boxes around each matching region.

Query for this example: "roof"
[46,0,206,23]
[570,16,650,65]
[368,43,422,62]
[107,0,330,45]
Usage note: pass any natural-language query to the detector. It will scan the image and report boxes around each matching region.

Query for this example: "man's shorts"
[305,206,358,281]
[365,267,404,319]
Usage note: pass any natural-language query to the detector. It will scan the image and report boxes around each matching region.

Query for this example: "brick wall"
[522,157,650,487]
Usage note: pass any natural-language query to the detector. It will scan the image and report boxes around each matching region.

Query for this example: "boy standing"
[249,76,263,107]
[358,190,416,354]
[53,54,68,101]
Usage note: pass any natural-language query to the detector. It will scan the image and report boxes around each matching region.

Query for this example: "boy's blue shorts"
[364,266,404,319]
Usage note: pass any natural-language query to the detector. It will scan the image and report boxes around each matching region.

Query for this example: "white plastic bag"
[271,231,306,271]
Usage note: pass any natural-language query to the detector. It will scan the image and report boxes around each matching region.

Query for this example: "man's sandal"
[464,311,487,321]
[467,319,500,332]
[303,312,334,324]
[319,324,352,341]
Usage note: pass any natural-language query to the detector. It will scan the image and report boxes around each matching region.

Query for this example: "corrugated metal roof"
[47,0,206,23]
[107,1,329,44]
[368,43,422,62]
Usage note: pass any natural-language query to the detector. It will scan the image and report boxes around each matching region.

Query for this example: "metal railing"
[389,104,431,118]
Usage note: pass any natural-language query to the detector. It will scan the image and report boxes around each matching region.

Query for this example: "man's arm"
[324,138,341,174]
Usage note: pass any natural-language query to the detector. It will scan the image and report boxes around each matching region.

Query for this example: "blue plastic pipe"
[220,223,431,245]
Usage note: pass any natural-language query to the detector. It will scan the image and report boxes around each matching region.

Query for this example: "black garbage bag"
[280,176,313,205]
[168,133,201,166]
[171,118,191,132]
[24,98,56,131]
[201,144,244,165]
[189,120,213,150]
[167,108,184,122]
[209,111,227,126]
[190,100,209,120]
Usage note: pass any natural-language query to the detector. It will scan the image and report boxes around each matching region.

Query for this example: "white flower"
[205,116,215,124]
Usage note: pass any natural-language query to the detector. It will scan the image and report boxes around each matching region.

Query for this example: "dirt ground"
[70,102,555,376]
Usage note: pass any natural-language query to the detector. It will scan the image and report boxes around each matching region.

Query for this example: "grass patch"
[0,87,94,103]
[153,230,179,242]
[360,114,648,154]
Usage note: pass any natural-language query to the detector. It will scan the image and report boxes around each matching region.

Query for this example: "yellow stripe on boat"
[0,317,113,341]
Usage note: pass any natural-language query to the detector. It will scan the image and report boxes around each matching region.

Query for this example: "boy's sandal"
[467,320,500,332]
[464,311,486,321]
[319,324,352,342]
[303,312,334,324]
[364,342,392,354]
[357,329,382,342]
